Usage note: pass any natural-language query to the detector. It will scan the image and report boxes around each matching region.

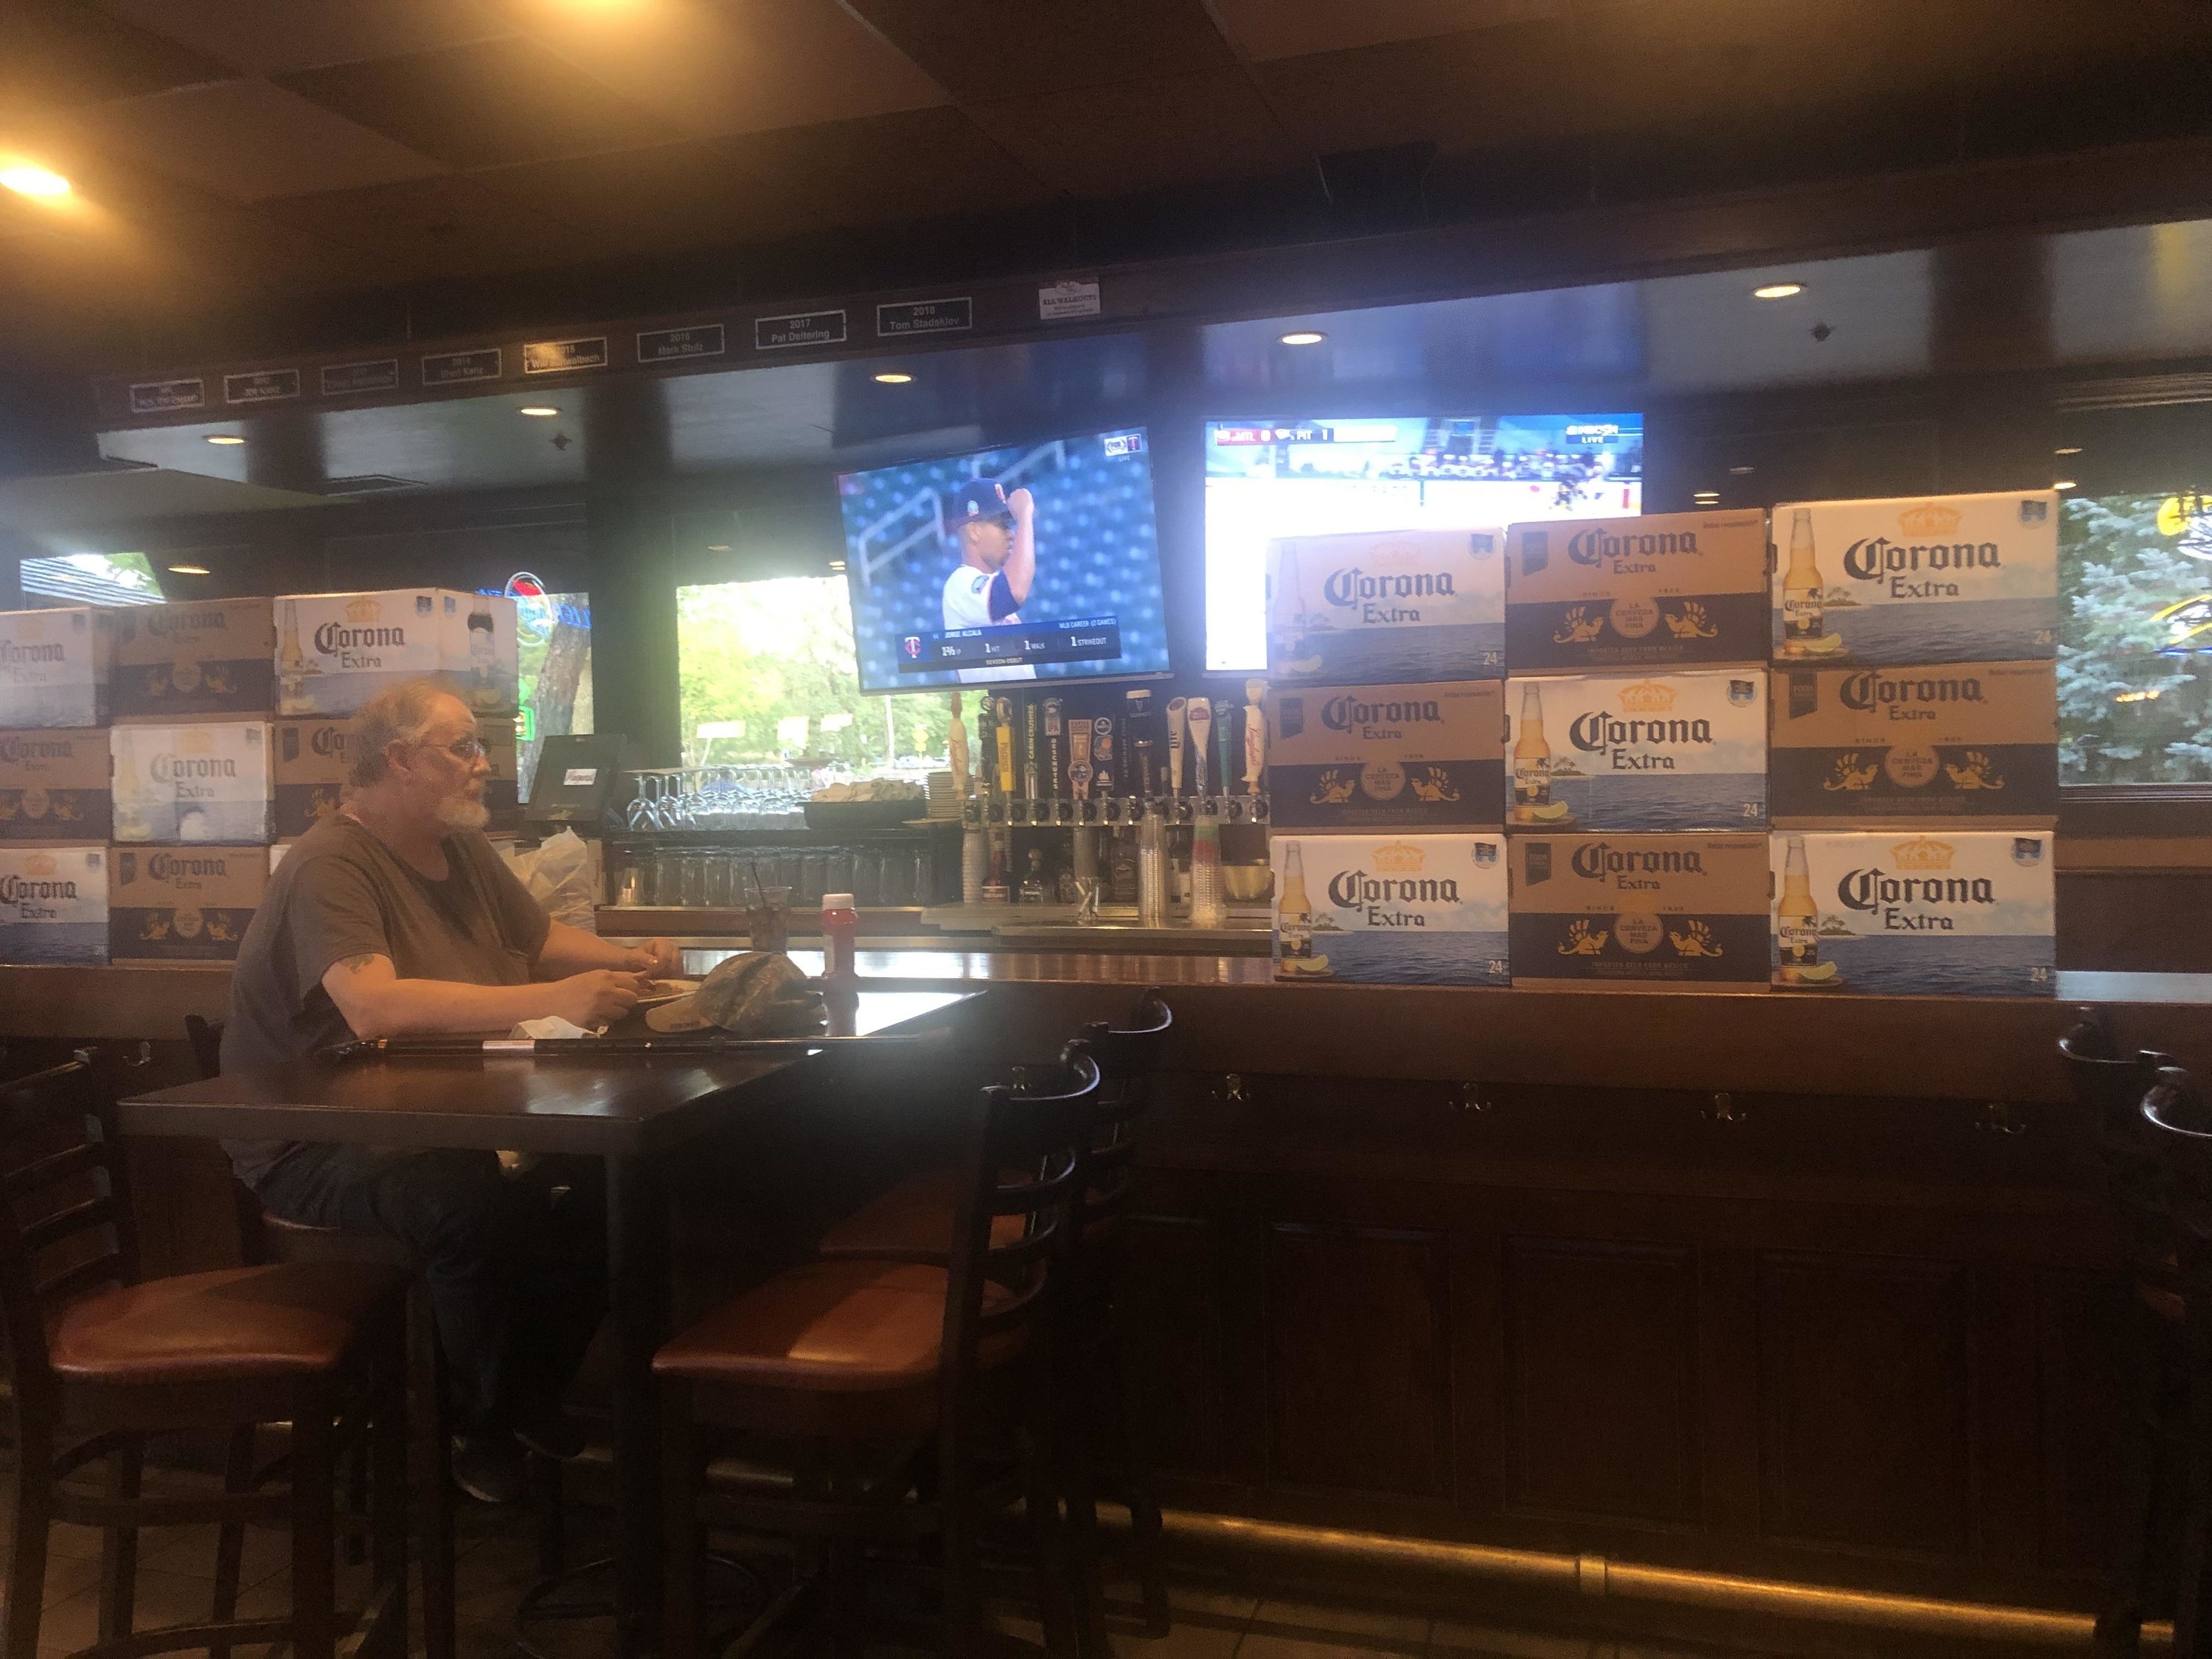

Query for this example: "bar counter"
[7,951,2208,1632]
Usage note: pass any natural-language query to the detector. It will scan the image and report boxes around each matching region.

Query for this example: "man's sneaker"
[451,1433,528,1505]
[514,1398,589,1461]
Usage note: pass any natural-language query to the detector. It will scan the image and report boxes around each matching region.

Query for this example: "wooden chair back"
[2143,1063,2212,1273]
[0,1057,137,1415]
[1073,990,1171,1237]
[2059,1011,2178,1281]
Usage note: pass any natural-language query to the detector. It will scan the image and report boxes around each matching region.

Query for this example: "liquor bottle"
[1020,846,1048,905]
[1107,824,1139,905]
[947,692,970,800]
[1781,507,1824,653]
[1512,683,1551,821]
[277,599,305,704]
[992,695,1016,799]
[1043,697,1065,799]
[1276,841,1313,964]
[1777,833,1820,984]
[467,602,497,708]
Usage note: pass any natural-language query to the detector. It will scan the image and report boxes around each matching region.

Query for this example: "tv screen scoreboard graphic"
[898,616,1123,674]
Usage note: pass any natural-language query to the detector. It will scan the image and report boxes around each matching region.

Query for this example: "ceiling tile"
[724,105,1048,229]
[476,141,806,254]
[66,80,447,204]
[257,173,585,280]
[966,66,1301,198]
[1208,0,1564,61]
[1251,30,1579,157]
[92,0,512,77]
[274,35,678,169]
[841,0,1232,100]
[0,0,236,111]
[487,0,948,139]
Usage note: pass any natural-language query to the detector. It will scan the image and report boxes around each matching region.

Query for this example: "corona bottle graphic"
[1777,833,1823,984]
[277,599,305,701]
[1276,841,1313,964]
[1781,508,1825,653]
[111,739,148,842]
[1512,683,1551,821]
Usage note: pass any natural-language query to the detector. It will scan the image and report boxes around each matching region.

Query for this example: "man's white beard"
[434,793,491,832]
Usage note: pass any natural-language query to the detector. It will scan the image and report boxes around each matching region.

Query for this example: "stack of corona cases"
[106,597,279,964]
[0,606,113,964]
[1499,510,1775,987]
[1264,529,1512,986]
[1767,491,2061,996]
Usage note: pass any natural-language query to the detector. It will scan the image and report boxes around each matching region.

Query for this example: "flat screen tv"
[838,426,1170,693]
[1202,414,1645,672]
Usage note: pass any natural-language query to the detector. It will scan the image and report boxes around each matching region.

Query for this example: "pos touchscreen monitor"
[838,427,1170,694]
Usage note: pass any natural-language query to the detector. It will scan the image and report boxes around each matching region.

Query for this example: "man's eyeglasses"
[426,734,487,761]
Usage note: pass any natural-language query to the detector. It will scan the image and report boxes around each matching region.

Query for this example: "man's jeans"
[254,1145,608,1438]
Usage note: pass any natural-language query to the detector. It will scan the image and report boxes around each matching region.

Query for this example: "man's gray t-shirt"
[220,814,552,1186]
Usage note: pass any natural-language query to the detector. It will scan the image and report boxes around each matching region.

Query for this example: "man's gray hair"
[349,679,462,788]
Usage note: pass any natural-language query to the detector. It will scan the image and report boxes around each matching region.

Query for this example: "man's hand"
[1007,486,1034,525]
[546,970,646,1031]
[616,938,682,978]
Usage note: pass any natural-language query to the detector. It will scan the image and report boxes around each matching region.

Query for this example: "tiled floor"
[1,1467,1773,1659]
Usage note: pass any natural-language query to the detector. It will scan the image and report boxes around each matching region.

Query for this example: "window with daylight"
[2059,490,2212,785]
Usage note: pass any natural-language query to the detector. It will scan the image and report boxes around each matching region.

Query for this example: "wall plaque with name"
[128,379,205,414]
[754,310,847,351]
[421,348,504,386]
[321,360,400,396]
[637,324,726,364]
[876,297,973,337]
[523,337,608,375]
[223,369,300,405]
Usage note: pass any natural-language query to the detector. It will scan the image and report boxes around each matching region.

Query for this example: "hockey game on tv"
[836,428,1171,695]
[1203,413,1645,672]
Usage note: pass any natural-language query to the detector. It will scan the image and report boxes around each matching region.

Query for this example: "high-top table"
[116,987,984,1658]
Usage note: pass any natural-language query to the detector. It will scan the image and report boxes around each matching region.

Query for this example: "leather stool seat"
[48,1261,409,1384]
[816,1168,1023,1259]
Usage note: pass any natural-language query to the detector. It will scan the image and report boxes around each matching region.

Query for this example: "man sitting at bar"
[221,677,681,1504]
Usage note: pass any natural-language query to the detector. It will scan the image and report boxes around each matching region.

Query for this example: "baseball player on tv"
[941,478,1037,683]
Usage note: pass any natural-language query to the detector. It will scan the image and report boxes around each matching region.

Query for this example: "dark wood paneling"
[1502,1237,1701,1526]
[1118,1212,1234,1479]
[2035,1271,2134,1577]
[1265,1223,1450,1498]
[2057,872,2212,973]
[1757,1252,1973,1557]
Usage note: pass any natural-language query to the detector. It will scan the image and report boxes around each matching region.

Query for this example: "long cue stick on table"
[322,1030,953,1061]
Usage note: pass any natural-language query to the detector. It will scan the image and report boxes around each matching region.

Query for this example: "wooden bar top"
[12,957,2211,1106]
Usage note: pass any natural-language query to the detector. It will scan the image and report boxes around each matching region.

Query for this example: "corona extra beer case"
[1508,832,1770,986]
[1265,680,1505,830]
[0,729,111,843]
[110,597,276,719]
[110,722,273,845]
[1771,491,2059,667]
[274,589,519,717]
[0,846,107,964]
[272,716,518,837]
[1771,830,2054,996]
[1271,833,1509,986]
[1265,529,1505,686]
[108,845,266,963]
[1504,669,1767,831]
[1770,661,2058,825]
[0,607,111,728]
[1504,509,1770,669]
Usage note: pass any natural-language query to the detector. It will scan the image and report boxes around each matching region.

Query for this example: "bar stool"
[2142,1062,2212,1658]
[2060,1012,2187,1653]
[187,1014,459,1659]
[818,991,1175,1652]
[1,1054,413,1659]
[656,1048,1102,1658]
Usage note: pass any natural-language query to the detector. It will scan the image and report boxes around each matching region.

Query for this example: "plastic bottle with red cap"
[820,891,858,982]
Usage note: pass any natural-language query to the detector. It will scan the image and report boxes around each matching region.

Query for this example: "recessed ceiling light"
[705,543,731,552]
[0,165,71,199]
[2053,479,2078,490]
[206,434,245,445]
[1753,283,1804,299]
[166,564,210,577]
[1728,465,1755,475]
[2055,445,2082,455]
[872,372,913,385]
[1278,330,1326,346]
[829,560,847,571]
[1693,490,1721,501]
[519,406,560,417]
